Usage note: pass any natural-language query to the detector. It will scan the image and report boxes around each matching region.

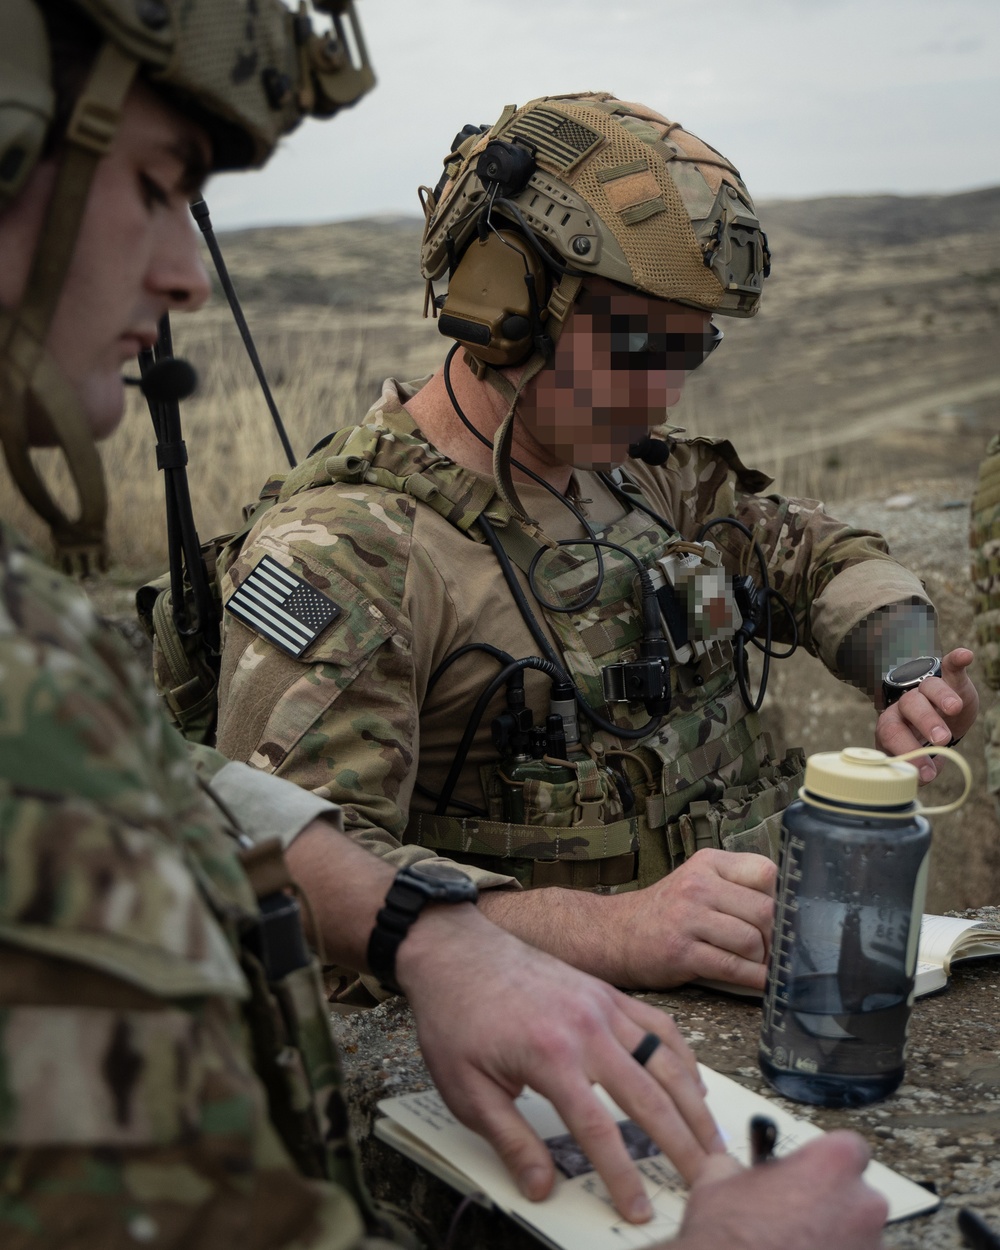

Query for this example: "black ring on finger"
[630,1033,661,1067]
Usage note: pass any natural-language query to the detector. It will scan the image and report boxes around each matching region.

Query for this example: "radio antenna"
[190,197,297,468]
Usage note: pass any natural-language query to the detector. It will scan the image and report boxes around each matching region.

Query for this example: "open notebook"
[376,1065,939,1250]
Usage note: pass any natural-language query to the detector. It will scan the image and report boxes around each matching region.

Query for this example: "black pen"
[958,1207,1000,1250]
[749,1115,778,1166]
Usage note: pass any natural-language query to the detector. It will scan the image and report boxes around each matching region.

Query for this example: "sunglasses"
[607,317,724,372]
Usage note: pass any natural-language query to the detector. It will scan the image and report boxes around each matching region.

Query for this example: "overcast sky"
[207,0,1000,230]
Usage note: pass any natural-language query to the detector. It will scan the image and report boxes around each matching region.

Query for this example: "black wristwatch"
[881,656,942,708]
[367,861,478,993]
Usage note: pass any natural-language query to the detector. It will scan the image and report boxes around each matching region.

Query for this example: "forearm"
[480,850,778,993]
[285,821,398,971]
[289,819,537,977]
[479,884,634,985]
[283,820,632,985]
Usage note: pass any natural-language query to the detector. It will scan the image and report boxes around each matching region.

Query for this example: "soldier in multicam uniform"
[2,8,889,1246]
[216,94,978,997]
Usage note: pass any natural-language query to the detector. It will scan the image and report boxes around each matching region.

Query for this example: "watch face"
[888,656,941,687]
[407,860,478,903]
[409,861,472,885]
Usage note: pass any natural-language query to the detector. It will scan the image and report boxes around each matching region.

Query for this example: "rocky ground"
[331,910,1000,1250]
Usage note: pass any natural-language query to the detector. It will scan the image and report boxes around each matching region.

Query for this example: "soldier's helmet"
[0,0,373,569]
[420,92,770,374]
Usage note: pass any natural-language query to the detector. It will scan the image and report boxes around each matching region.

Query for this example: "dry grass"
[0,310,444,577]
[4,201,1000,906]
[0,327,886,579]
[3,202,999,582]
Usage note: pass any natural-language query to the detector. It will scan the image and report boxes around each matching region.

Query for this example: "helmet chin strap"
[0,40,136,574]
[0,351,108,574]
[475,272,583,522]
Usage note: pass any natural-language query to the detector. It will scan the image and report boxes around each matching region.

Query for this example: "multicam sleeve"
[216,498,518,893]
[0,950,375,1250]
[188,742,347,847]
[654,438,933,686]
[728,488,932,679]
[0,538,382,1249]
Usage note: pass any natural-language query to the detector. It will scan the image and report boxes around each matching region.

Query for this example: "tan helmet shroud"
[419,93,770,519]
[0,0,374,571]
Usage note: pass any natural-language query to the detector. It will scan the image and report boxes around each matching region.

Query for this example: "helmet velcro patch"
[503,106,603,175]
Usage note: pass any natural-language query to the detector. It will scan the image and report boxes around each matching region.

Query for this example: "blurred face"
[514,277,717,472]
[0,83,211,442]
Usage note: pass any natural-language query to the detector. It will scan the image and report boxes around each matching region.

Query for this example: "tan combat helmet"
[419,92,770,516]
[0,0,374,571]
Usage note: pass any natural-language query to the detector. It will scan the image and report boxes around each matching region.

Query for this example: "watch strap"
[366,866,477,994]
[367,876,428,994]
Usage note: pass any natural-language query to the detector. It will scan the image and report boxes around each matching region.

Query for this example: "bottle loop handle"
[894,745,973,815]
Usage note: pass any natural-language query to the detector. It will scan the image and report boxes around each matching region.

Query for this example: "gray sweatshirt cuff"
[208,760,344,848]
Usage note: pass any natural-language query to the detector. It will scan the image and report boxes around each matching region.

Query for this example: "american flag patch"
[506,107,603,173]
[226,555,340,657]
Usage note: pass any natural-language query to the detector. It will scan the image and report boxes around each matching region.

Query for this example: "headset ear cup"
[437,229,549,368]
[0,0,54,210]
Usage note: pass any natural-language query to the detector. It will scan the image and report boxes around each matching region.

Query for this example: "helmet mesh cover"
[500,96,724,308]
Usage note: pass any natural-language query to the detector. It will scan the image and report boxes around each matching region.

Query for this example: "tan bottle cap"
[804,747,918,809]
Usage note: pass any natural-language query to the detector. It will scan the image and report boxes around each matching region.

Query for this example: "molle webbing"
[236,839,385,1225]
[643,683,763,828]
[491,502,666,720]
[405,810,638,889]
[280,419,503,536]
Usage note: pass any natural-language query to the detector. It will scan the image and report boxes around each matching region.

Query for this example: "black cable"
[753,587,799,659]
[493,195,582,278]
[693,514,799,711]
[415,642,519,816]
[413,783,485,817]
[694,514,798,660]
[442,344,606,612]
[435,656,565,815]
[427,641,515,696]
[190,197,297,469]
[695,515,769,709]
[478,514,663,742]
[695,514,765,562]
[737,616,769,712]
[139,315,218,649]
[528,535,656,616]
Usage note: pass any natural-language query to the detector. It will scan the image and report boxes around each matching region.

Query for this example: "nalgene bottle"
[759,745,970,1108]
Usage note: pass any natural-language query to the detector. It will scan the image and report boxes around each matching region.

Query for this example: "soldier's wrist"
[393,900,484,995]
[368,862,479,994]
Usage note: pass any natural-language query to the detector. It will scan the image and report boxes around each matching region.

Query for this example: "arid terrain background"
[4,185,999,908]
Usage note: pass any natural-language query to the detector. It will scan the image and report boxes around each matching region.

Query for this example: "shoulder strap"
[279,412,514,537]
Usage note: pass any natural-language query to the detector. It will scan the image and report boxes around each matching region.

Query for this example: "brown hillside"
[4,187,999,908]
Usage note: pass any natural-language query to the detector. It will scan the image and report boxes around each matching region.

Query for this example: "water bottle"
[759,745,970,1108]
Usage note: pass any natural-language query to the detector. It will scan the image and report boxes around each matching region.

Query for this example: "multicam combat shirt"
[0,520,376,1250]
[216,378,931,895]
